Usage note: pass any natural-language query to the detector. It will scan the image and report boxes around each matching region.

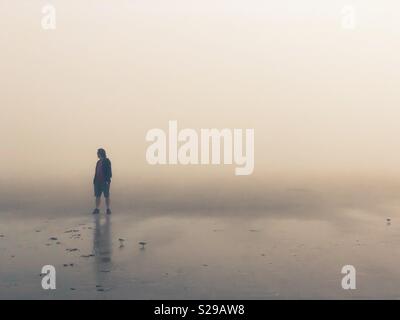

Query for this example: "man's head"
[97,148,107,159]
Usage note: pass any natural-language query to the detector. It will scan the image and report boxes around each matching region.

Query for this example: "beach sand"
[1,205,400,299]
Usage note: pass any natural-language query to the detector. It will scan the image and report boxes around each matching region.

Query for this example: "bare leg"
[95,197,101,209]
[105,197,111,210]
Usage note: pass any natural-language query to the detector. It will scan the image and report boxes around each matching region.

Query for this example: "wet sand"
[1,206,400,299]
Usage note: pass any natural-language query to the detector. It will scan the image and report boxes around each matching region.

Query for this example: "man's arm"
[107,159,112,182]
[93,161,98,184]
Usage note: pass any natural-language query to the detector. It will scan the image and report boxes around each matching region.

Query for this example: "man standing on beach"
[92,148,112,214]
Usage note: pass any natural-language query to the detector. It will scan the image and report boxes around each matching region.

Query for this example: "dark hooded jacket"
[93,158,112,183]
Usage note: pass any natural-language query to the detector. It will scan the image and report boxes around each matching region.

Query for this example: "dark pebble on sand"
[62,263,74,267]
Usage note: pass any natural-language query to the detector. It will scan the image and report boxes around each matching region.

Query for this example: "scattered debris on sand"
[66,248,79,252]
[63,263,74,267]
[65,229,80,234]
[139,241,147,249]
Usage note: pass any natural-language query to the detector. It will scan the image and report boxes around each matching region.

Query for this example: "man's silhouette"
[92,148,112,214]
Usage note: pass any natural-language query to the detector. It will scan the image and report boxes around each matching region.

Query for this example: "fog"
[2,0,400,215]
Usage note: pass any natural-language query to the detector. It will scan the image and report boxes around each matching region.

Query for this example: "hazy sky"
[1,0,400,187]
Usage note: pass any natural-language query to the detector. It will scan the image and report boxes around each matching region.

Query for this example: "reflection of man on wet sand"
[93,215,112,289]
